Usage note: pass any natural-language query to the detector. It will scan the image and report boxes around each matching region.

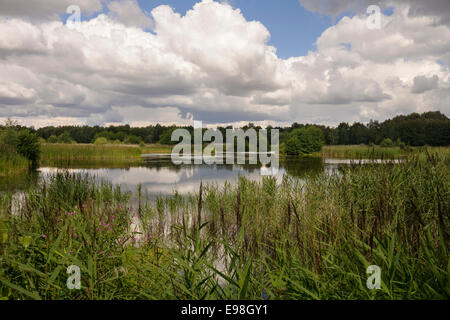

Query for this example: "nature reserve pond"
[0,154,399,200]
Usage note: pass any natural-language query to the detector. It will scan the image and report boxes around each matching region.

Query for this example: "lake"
[1,155,397,199]
[37,156,355,198]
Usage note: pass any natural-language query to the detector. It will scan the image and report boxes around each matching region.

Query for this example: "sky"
[138,0,335,58]
[0,0,449,128]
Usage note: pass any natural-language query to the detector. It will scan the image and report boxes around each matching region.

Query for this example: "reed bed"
[0,152,448,300]
[40,144,173,166]
[320,145,411,159]
[0,145,30,177]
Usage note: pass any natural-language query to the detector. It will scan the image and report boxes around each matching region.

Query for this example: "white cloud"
[299,0,450,26]
[0,0,102,21]
[0,0,448,127]
[107,0,154,29]
[411,75,439,94]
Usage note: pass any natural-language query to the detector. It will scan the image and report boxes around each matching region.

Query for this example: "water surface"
[2,155,394,198]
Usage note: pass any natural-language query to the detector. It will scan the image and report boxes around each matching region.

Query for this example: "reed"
[319,145,425,159]
[40,143,172,163]
[0,144,30,177]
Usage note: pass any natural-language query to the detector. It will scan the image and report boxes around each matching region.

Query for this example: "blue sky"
[138,0,334,58]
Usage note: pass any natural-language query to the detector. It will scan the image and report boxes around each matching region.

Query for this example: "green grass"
[319,145,450,159]
[38,143,450,166]
[0,144,29,177]
[39,143,173,166]
[0,150,448,300]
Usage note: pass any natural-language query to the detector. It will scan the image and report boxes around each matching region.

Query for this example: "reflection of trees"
[143,156,325,179]
[281,157,324,178]
[0,169,39,192]
[29,156,328,195]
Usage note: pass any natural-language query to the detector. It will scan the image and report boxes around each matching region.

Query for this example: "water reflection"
[3,156,375,198]
[35,157,330,199]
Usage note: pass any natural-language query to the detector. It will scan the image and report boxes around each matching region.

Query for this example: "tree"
[124,135,142,145]
[285,136,302,156]
[16,130,41,164]
[286,126,325,155]
[0,119,19,147]
[57,132,72,144]
[158,127,178,145]
[297,126,325,154]
[337,122,350,145]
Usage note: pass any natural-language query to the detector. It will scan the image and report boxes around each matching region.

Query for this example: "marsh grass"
[0,145,29,177]
[0,151,448,300]
[318,145,450,159]
[40,143,172,164]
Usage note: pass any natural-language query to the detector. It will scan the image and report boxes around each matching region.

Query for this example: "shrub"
[47,135,58,143]
[94,137,108,145]
[380,138,394,147]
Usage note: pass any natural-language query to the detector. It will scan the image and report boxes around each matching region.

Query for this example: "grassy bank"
[38,143,450,165]
[39,143,172,165]
[0,151,448,300]
[319,145,450,159]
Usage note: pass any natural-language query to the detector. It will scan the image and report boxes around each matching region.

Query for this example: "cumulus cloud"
[411,75,439,94]
[0,0,102,21]
[107,0,154,29]
[0,0,448,127]
[299,0,450,26]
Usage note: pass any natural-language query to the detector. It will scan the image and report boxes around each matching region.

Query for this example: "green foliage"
[16,130,41,163]
[47,135,58,143]
[285,136,302,156]
[380,138,394,147]
[57,132,72,144]
[0,144,29,175]
[158,127,178,145]
[16,111,448,148]
[286,126,325,155]
[124,135,142,145]
[39,144,173,166]
[94,137,108,145]
[0,120,40,171]
[0,122,19,147]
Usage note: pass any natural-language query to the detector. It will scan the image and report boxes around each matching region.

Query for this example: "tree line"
[1,111,449,148]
